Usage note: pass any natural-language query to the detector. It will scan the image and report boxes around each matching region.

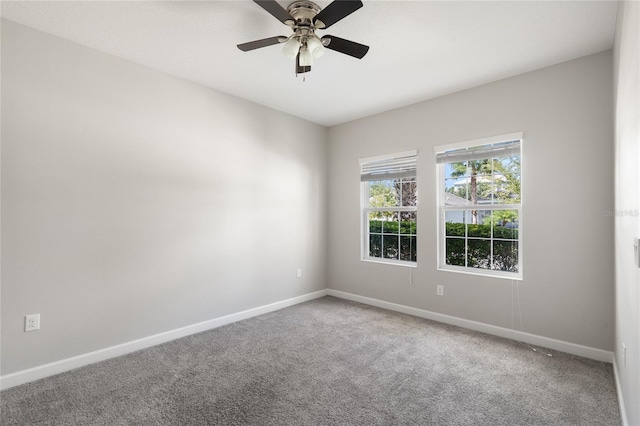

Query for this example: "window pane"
[445,238,465,266]
[400,211,416,234]
[368,212,382,234]
[462,177,475,203]
[445,161,467,179]
[492,210,519,239]
[493,173,521,204]
[467,181,489,203]
[467,210,491,238]
[488,172,502,205]
[383,235,399,259]
[475,178,493,204]
[445,210,465,237]
[466,209,491,231]
[467,239,491,269]
[400,178,418,206]
[445,179,470,206]
[369,234,382,258]
[493,155,521,174]
[368,181,398,207]
[493,240,518,272]
[492,155,521,204]
[400,236,416,261]
[381,214,399,234]
[467,224,491,238]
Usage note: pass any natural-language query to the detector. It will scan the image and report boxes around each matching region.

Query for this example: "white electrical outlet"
[296,268,302,278]
[436,285,444,296]
[25,314,40,332]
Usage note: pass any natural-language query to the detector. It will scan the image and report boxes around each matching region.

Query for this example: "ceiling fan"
[237,0,369,76]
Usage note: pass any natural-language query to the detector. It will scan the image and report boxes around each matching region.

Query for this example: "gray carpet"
[1,296,621,425]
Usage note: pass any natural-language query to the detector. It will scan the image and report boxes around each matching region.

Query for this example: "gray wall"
[0,15,620,385]
[1,20,327,375]
[328,51,614,351]
[614,1,640,424]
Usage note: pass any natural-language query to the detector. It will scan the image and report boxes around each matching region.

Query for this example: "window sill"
[437,265,522,280]
[362,258,417,268]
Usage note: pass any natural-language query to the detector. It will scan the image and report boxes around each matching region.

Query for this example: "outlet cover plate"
[25,314,40,332]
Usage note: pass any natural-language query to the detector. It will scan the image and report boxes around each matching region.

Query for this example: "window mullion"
[464,210,468,268]
[490,212,494,270]
[367,206,417,212]
[443,204,521,211]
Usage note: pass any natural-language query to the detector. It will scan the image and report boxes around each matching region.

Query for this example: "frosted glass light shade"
[299,47,313,67]
[283,38,301,60]
[307,36,325,59]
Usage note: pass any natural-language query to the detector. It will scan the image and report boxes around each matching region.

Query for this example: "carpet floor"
[0,296,621,425]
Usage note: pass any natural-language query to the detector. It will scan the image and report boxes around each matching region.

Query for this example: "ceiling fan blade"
[296,54,311,74]
[314,0,363,29]
[237,36,284,52]
[322,35,369,59]
[253,0,294,24]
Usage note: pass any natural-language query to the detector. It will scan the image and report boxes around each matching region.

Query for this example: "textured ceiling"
[1,1,618,127]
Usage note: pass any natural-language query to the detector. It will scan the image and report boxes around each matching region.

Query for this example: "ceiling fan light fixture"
[283,37,301,59]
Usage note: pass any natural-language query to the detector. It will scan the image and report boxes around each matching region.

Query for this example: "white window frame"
[360,150,418,268]
[435,133,523,280]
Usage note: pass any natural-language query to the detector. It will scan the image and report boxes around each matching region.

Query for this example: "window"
[360,151,417,266]
[435,134,522,279]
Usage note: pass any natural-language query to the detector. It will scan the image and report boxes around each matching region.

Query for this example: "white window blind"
[360,150,417,182]
[436,140,520,164]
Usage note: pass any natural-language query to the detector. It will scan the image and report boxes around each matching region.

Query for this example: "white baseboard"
[327,289,614,363]
[1,288,616,392]
[613,358,629,426]
[0,289,328,391]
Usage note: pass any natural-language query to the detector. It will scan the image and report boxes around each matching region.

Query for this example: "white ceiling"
[1,1,618,127]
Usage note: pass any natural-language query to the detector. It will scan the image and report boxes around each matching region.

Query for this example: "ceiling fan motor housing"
[286,1,322,27]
